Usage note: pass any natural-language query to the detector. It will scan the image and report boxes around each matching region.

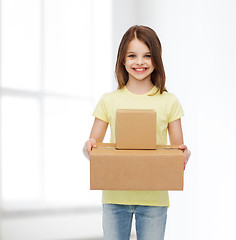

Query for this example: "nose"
[136,57,144,65]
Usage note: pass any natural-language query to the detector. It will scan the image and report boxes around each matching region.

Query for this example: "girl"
[83,25,191,240]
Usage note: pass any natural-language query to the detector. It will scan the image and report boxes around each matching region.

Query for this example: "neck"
[126,78,154,95]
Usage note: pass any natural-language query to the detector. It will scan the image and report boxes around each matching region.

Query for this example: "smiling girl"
[83,25,191,240]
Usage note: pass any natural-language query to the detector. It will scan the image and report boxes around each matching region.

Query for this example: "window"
[0,0,112,209]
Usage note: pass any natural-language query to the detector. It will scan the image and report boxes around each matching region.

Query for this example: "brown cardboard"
[90,143,184,191]
[115,109,156,149]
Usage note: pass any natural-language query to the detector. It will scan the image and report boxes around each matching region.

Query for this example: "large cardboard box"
[115,109,156,150]
[90,143,184,191]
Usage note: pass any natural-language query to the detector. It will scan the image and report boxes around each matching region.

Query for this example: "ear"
[123,60,125,65]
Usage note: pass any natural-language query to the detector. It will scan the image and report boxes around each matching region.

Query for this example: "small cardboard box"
[115,109,156,150]
[90,143,184,191]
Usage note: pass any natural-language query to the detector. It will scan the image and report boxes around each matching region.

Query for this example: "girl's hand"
[178,144,191,170]
[83,138,97,160]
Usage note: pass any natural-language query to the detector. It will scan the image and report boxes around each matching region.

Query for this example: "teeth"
[134,68,146,71]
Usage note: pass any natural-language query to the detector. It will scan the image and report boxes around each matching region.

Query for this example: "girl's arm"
[83,118,108,159]
[168,118,191,169]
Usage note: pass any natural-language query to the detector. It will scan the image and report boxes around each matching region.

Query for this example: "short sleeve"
[92,94,109,123]
[168,95,184,123]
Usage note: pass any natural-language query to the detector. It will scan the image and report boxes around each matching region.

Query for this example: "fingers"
[178,144,190,170]
[186,150,191,160]
[184,155,188,170]
[87,138,97,156]
[178,144,187,151]
[83,138,98,160]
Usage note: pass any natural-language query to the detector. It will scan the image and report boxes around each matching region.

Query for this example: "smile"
[133,68,148,73]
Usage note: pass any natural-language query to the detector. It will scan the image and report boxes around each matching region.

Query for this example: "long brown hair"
[115,25,167,94]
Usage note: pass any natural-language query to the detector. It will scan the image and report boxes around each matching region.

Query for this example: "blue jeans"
[103,204,167,240]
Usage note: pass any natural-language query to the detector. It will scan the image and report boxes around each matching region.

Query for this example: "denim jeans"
[103,204,167,240]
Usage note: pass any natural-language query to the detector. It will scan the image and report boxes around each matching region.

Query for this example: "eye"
[145,54,151,58]
[128,54,136,58]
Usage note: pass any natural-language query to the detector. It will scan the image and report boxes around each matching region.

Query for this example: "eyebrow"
[127,51,151,54]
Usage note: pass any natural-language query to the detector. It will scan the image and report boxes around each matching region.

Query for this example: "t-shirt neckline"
[124,85,158,96]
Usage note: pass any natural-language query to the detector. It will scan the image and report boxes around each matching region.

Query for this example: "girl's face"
[124,38,154,83]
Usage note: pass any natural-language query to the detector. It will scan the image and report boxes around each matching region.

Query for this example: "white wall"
[192,1,236,239]
[111,0,138,89]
